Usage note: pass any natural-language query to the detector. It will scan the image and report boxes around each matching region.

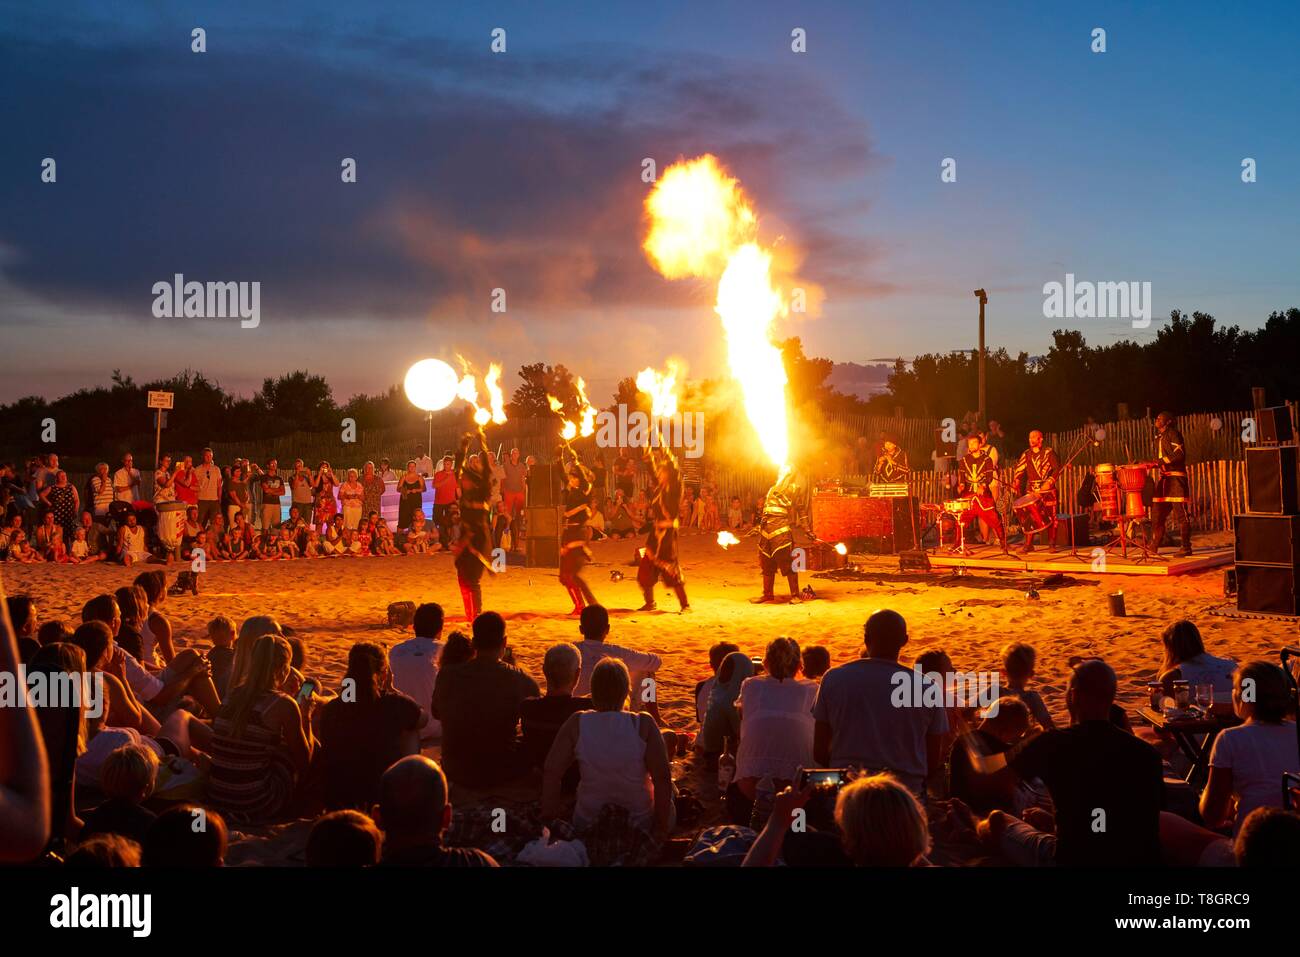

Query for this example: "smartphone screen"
[296,678,319,704]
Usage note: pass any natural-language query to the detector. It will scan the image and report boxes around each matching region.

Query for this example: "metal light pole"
[973,288,988,423]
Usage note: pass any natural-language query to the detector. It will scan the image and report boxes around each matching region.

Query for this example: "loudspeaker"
[524,506,561,567]
[890,497,921,551]
[1233,514,1300,565]
[1245,445,1299,514]
[526,464,558,507]
[1236,563,1300,616]
[1256,405,1294,445]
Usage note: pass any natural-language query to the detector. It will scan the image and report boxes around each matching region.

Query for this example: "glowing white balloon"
[404,359,460,412]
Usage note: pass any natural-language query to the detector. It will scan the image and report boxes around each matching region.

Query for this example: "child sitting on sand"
[356,514,376,554]
[372,519,400,556]
[801,645,831,681]
[207,615,237,698]
[340,527,363,556]
[303,529,324,558]
[254,530,279,560]
[404,511,431,554]
[276,525,301,559]
[186,529,211,564]
[727,495,745,530]
[80,743,159,845]
[1000,642,1056,730]
[323,515,344,555]
[69,527,90,563]
[695,641,741,729]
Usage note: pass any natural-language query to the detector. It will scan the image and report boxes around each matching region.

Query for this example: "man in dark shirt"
[975,659,1163,866]
[520,642,591,792]
[375,756,497,867]
[431,611,540,788]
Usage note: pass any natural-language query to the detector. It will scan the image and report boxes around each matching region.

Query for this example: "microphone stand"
[1060,433,1098,563]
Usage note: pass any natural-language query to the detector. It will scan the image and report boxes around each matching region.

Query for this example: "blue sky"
[2,0,1297,404]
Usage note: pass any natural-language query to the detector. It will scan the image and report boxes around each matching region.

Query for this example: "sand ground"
[6,528,1294,863]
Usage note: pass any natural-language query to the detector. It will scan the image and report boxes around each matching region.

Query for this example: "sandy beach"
[6,527,1292,863]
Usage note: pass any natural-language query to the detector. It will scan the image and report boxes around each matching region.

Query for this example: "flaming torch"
[643,155,791,475]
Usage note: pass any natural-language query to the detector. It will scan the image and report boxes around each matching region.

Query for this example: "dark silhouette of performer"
[453,430,497,622]
[751,469,803,604]
[1149,411,1192,556]
[636,443,689,613]
[559,446,598,615]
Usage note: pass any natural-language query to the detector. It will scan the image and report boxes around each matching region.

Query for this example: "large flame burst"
[643,155,790,472]
[456,355,508,427]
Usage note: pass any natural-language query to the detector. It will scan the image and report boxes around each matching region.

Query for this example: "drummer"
[1149,411,1192,557]
[956,434,1007,553]
[1013,430,1061,553]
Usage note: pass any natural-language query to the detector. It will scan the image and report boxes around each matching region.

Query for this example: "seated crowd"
[2,573,1298,869]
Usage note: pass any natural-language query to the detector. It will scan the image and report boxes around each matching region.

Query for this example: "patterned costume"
[559,450,598,613]
[872,447,910,483]
[956,446,1006,551]
[1149,416,1192,555]
[453,435,497,621]
[636,444,689,612]
[1013,442,1061,552]
[752,472,802,603]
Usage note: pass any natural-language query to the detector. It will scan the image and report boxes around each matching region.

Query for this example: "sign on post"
[148,391,175,410]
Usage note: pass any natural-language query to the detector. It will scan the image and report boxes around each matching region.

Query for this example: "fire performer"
[1148,411,1192,556]
[750,469,803,604]
[453,430,497,621]
[637,442,690,613]
[871,434,910,483]
[956,434,1007,553]
[559,445,598,615]
[1012,430,1061,553]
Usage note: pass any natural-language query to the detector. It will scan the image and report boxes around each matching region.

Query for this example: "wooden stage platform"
[913,545,1235,577]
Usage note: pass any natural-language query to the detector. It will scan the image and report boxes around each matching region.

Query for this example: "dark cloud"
[0,26,880,328]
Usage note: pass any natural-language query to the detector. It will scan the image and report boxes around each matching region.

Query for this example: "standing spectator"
[500,449,528,551]
[195,448,222,526]
[360,461,385,523]
[41,470,80,543]
[89,462,114,520]
[313,462,338,530]
[431,611,539,788]
[375,756,497,866]
[396,461,426,531]
[379,458,398,484]
[339,468,364,529]
[112,453,141,503]
[812,610,949,796]
[226,464,251,525]
[432,456,459,548]
[388,603,446,741]
[258,459,286,532]
[153,455,175,503]
[173,455,197,507]
[413,446,434,479]
[614,449,636,500]
[289,460,316,529]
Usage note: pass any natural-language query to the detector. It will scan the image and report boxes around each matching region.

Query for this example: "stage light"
[404,359,460,412]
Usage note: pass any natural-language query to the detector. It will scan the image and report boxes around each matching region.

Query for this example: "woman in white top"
[1201,661,1298,834]
[542,658,673,840]
[1159,619,1237,700]
[735,636,818,799]
[153,455,176,503]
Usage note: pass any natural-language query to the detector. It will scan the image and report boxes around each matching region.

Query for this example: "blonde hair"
[834,774,930,867]
[101,743,159,800]
[1001,642,1036,679]
[223,634,292,738]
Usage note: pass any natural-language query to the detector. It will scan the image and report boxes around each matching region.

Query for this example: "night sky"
[2,0,1298,404]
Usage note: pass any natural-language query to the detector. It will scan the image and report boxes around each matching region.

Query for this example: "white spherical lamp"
[404,359,459,412]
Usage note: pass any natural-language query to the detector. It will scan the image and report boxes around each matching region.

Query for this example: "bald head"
[1068,659,1118,721]
[377,756,448,838]
[863,609,908,659]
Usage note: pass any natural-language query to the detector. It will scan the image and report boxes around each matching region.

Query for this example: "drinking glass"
[1194,683,1214,713]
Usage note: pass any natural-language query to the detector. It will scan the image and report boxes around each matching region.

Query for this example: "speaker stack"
[1233,405,1300,615]
[525,463,562,567]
